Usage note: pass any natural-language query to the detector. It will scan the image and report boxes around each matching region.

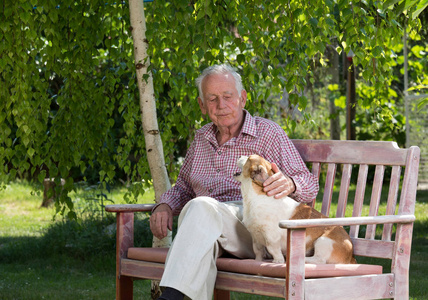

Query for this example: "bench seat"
[127,247,382,279]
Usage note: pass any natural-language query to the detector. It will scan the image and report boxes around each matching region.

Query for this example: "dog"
[234,154,356,264]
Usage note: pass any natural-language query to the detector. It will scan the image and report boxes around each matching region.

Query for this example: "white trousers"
[159,197,255,300]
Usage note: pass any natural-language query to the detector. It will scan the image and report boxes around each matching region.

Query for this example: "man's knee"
[184,197,218,211]
[178,197,220,226]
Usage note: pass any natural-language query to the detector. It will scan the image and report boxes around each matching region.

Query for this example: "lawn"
[0,180,427,299]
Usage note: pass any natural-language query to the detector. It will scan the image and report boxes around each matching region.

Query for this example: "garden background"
[1,0,427,299]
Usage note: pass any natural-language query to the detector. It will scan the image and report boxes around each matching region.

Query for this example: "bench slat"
[383,165,401,241]
[349,164,368,238]
[321,163,336,216]
[309,162,321,208]
[366,165,385,239]
[337,164,352,218]
[351,238,395,259]
[292,139,408,165]
[304,274,395,300]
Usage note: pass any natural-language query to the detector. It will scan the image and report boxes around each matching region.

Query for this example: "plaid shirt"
[160,110,319,215]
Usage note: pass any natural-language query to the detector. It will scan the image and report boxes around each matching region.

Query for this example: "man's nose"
[217,97,227,108]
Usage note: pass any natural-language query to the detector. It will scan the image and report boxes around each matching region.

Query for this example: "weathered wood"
[309,162,321,208]
[116,212,134,300]
[349,164,368,238]
[337,163,352,218]
[105,204,155,213]
[215,272,285,298]
[292,139,408,165]
[286,229,306,299]
[351,238,395,259]
[213,288,230,300]
[121,259,164,280]
[279,214,416,229]
[321,163,336,216]
[366,165,385,239]
[383,165,401,241]
[304,274,395,300]
[105,139,419,300]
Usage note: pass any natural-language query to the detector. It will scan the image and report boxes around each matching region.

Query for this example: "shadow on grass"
[0,214,155,265]
[0,214,154,299]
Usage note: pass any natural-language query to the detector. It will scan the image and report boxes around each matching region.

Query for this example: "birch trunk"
[129,0,172,298]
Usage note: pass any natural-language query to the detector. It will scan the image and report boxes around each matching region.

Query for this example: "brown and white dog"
[234,154,356,264]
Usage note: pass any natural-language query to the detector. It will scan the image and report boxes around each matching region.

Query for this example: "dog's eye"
[233,172,241,176]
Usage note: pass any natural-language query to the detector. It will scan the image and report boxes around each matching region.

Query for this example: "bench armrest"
[105,203,156,213]
[279,214,416,229]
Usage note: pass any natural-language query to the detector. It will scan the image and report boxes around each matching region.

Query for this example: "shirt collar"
[202,110,258,146]
[240,109,258,138]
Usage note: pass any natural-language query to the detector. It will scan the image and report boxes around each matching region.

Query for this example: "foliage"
[0,1,426,218]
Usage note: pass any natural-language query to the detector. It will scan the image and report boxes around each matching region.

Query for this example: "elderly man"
[150,64,319,300]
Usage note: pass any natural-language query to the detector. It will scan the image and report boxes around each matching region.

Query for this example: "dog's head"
[234,154,274,187]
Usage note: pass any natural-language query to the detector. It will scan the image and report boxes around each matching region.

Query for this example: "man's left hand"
[263,162,296,199]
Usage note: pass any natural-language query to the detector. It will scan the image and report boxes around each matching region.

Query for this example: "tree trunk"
[328,45,341,140]
[128,0,172,298]
[346,55,357,140]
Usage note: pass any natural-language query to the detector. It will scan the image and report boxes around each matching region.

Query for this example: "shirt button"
[217,151,222,155]
[208,188,213,193]
[216,169,220,173]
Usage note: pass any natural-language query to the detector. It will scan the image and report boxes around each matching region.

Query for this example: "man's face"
[198,73,247,129]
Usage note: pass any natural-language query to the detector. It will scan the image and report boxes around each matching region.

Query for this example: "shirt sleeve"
[158,140,197,215]
[264,125,319,203]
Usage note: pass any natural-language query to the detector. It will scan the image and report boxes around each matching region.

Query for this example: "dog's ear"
[251,165,270,187]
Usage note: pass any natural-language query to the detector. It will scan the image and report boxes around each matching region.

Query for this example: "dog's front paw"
[272,257,285,264]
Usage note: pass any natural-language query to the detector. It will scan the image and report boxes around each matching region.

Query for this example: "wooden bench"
[105,139,420,300]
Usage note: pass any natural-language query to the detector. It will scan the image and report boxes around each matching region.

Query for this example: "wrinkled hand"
[150,203,173,240]
[263,162,296,199]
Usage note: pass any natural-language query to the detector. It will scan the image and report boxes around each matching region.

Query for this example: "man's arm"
[149,140,197,239]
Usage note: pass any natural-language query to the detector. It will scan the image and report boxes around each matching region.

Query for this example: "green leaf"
[38,170,47,183]
[372,46,382,57]
[417,98,428,111]
[412,0,428,19]
[383,0,402,10]
[27,147,35,157]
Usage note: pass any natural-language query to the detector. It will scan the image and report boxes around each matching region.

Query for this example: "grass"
[0,180,427,299]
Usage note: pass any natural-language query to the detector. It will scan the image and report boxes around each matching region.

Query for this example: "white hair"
[195,64,243,102]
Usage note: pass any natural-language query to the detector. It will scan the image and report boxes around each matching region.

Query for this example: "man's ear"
[240,89,247,107]
[198,97,207,115]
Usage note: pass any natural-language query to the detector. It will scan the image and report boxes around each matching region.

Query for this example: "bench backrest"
[292,139,420,259]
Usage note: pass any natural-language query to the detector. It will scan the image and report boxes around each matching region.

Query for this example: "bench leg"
[116,212,135,300]
[286,229,306,300]
[117,276,133,300]
[214,288,230,300]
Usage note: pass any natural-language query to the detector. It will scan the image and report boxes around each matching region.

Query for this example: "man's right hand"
[150,203,173,240]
